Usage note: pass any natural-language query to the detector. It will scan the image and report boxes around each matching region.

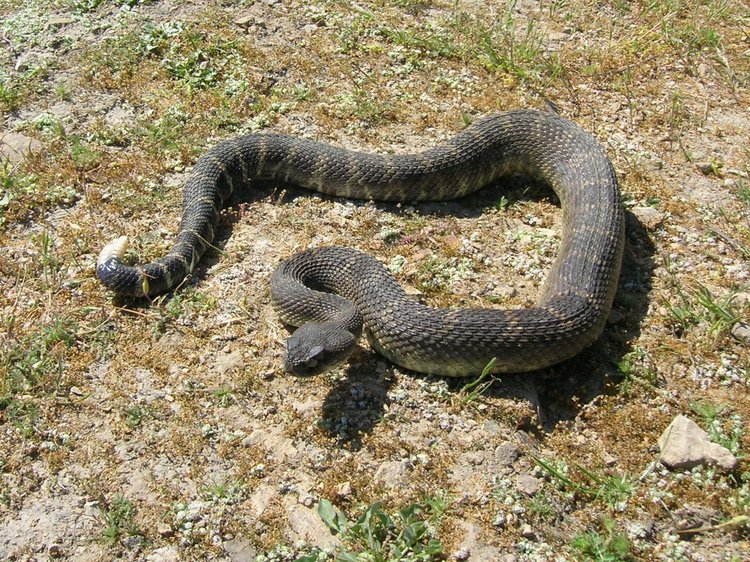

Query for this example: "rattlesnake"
[97,110,624,376]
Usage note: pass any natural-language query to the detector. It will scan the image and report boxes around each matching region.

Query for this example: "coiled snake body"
[97,110,624,377]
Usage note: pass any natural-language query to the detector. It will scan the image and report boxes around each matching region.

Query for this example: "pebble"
[658,414,738,471]
[335,481,353,498]
[520,524,536,539]
[492,512,507,528]
[157,523,174,537]
[730,321,750,345]
[631,206,665,230]
[515,473,541,497]
[494,442,520,467]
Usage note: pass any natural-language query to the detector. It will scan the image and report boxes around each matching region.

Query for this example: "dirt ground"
[1,0,749,560]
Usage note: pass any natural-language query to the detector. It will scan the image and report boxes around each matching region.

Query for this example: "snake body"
[97,110,624,376]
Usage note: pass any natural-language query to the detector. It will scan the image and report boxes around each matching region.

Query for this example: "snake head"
[283,322,357,376]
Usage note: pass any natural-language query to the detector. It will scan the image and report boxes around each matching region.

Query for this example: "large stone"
[658,415,738,471]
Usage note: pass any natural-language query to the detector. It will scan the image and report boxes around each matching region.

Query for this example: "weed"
[211,386,238,407]
[100,495,140,545]
[455,358,496,406]
[163,288,217,320]
[0,78,20,111]
[381,25,457,59]
[201,478,244,503]
[35,230,60,286]
[452,1,559,86]
[316,498,444,561]
[526,494,557,521]
[496,195,510,212]
[617,348,659,390]
[690,401,745,456]
[336,88,392,125]
[535,457,635,509]
[1,317,78,413]
[571,517,633,561]
[123,405,145,429]
[662,279,740,338]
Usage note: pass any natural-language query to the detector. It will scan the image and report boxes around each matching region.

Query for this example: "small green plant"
[1,316,77,413]
[100,495,140,545]
[452,1,559,86]
[201,478,244,503]
[123,405,145,429]
[526,494,557,521]
[571,518,633,561]
[211,386,238,407]
[736,178,750,205]
[36,230,59,284]
[690,401,745,456]
[617,348,659,390]
[316,498,444,561]
[534,457,635,508]
[496,195,510,211]
[0,79,19,111]
[662,279,740,337]
[456,357,496,406]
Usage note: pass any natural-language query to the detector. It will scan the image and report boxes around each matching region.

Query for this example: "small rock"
[335,481,353,498]
[515,473,541,496]
[374,460,410,489]
[221,539,257,562]
[602,453,618,467]
[493,442,520,466]
[453,549,470,561]
[69,386,84,397]
[673,504,722,534]
[234,15,254,26]
[491,512,507,528]
[731,321,750,345]
[122,535,144,549]
[696,162,718,175]
[520,524,536,539]
[286,503,338,549]
[48,544,64,558]
[157,523,174,537]
[658,414,738,471]
[47,16,74,26]
[627,518,655,540]
[631,206,665,230]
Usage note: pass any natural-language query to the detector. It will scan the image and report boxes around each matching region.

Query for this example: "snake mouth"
[282,326,358,377]
[283,344,328,377]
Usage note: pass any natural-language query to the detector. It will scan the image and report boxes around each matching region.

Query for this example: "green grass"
[534,458,635,509]
[617,348,659,391]
[455,357,497,406]
[1,316,78,415]
[661,268,741,338]
[122,405,145,429]
[690,401,745,456]
[451,1,561,86]
[200,477,245,503]
[571,518,634,561]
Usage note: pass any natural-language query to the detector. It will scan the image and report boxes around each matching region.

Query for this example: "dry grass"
[1,0,749,560]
